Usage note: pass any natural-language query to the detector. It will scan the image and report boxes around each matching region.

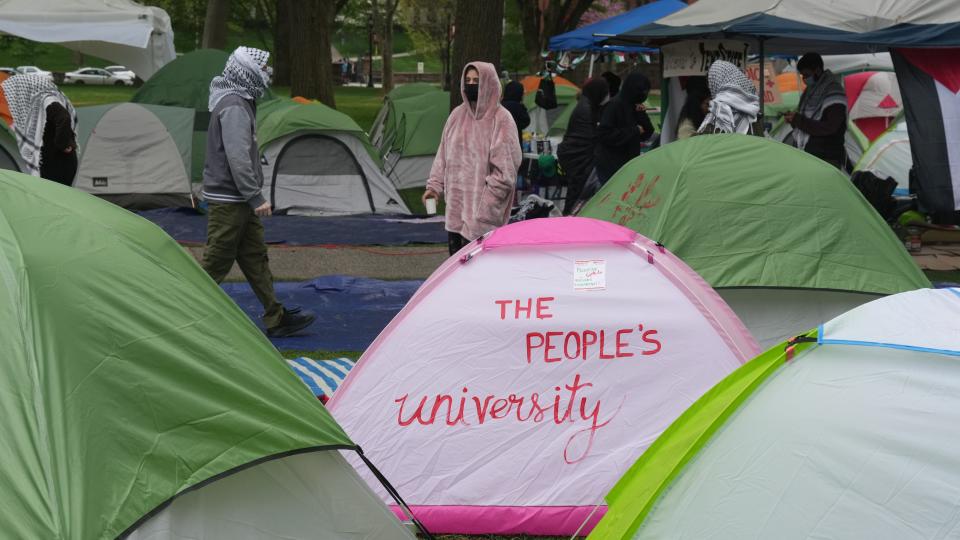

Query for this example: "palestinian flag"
[892,48,960,216]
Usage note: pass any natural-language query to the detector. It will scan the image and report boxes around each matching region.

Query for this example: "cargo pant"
[202,203,284,329]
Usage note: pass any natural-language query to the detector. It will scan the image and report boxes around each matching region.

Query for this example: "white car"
[16,66,54,82]
[64,67,133,86]
[105,65,136,81]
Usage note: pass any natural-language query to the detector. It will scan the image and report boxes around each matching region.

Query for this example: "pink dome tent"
[328,217,760,535]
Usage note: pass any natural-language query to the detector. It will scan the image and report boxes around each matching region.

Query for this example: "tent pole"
[588,53,596,78]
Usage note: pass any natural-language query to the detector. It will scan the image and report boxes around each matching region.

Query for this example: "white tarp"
[0,0,175,80]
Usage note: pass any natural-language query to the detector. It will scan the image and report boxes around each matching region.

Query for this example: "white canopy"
[0,0,175,80]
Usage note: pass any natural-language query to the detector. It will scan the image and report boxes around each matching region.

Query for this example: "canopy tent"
[257,98,410,216]
[855,119,913,196]
[0,170,417,539]
[548,0,686,53]
[74,102,194,209]
[589,287,960,540]
[0,0,175,80]
[329,217,759,536]
[370,85,449,190]
[604,0,960,214]
[824,52,894,73]
[606,0,960,55]
[578,134,930,348]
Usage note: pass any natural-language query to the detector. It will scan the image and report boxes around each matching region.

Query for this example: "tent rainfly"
[329,217,759,536]
[0,169,420,539]
[590,287,960,540]
[578,134,931,348]
[257,98,410,216]
[0,121,23,173]
[371,85,449,190]
[0,0,175,79]
[74,102,195,209]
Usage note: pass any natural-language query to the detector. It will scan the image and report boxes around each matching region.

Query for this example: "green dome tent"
[257,98,410,215]
[589,288,960,540]
[579,134,929,348]
[371,86,449,190]
[132,49,274,183]
[74,102,194,209]
[0,170,416,539]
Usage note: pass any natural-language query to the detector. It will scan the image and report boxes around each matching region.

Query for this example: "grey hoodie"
[201,94,266,208]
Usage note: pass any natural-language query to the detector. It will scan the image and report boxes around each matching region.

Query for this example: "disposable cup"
[425,197,438,215]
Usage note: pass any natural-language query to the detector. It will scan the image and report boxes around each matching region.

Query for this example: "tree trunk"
[450,0,504,110]
[517,0,542,74]
[201,0,231,50]
[381,0,400,94]
[290,0,336,107]
[274,0,292,87]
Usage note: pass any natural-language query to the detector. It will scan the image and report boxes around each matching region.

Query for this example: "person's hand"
[638,124,647,135]
[254,201,272,217]
[635,103,647,113]
[784,111,796,124]
[422,188,440,204]
[63,145,74,154]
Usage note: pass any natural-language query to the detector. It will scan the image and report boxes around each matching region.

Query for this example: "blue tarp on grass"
[139,207,447,246]
[222,275,423,351]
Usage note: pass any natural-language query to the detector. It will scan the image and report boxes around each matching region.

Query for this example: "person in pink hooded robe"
[423,62,522,255]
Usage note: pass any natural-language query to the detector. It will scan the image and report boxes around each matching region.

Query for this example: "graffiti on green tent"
[608,172,662,226]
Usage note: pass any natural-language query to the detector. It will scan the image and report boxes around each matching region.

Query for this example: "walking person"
[201,46,315,337]
[423,62,522,256]
[558,77,609,215]
[2,74,78,185]
[784,53,848,168]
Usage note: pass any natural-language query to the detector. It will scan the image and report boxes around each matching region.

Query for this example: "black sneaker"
[267,309,317,337]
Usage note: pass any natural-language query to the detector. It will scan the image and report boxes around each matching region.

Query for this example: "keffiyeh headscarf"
[208,46,272,111]
[1,74,77,176]
[794,69,846,150]
[699,60,759,135]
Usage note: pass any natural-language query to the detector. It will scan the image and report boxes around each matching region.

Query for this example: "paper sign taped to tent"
[746,63,783,105]
[574,259,606,291]
[662,40,750,78]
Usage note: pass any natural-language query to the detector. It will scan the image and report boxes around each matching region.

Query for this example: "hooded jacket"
[595,72,654,180]
[501,80,530,146]
[427,62,522,240]
[558,77,609,213]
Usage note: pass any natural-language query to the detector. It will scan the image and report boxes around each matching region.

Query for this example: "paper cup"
[425,197,438,215]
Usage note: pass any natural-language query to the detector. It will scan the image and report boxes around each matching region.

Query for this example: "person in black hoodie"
[558,77,609,215]
[595,72,654,183]
[501,80,530,148]
[601,71,622,98]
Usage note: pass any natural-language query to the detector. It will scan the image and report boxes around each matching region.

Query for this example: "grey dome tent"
[74,102,194,209]
[257,98,410,216]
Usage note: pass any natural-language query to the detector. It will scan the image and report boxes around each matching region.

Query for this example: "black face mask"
[464,83,479,102]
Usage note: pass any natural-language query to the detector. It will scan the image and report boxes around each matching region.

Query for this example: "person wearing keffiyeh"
[1,74,78,184]
[200,46,316,338]
[785,53,848,169]
[698,60,760,135]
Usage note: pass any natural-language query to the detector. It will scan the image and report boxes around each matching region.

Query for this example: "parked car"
[16,66,54,81]
[64,67,133,86]
[105,65,136,81]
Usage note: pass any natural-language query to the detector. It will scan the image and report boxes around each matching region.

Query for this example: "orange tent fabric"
[292,96,313,104]
[776,72,805,94]
[520,75,578,95]
[0,73,12,127]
